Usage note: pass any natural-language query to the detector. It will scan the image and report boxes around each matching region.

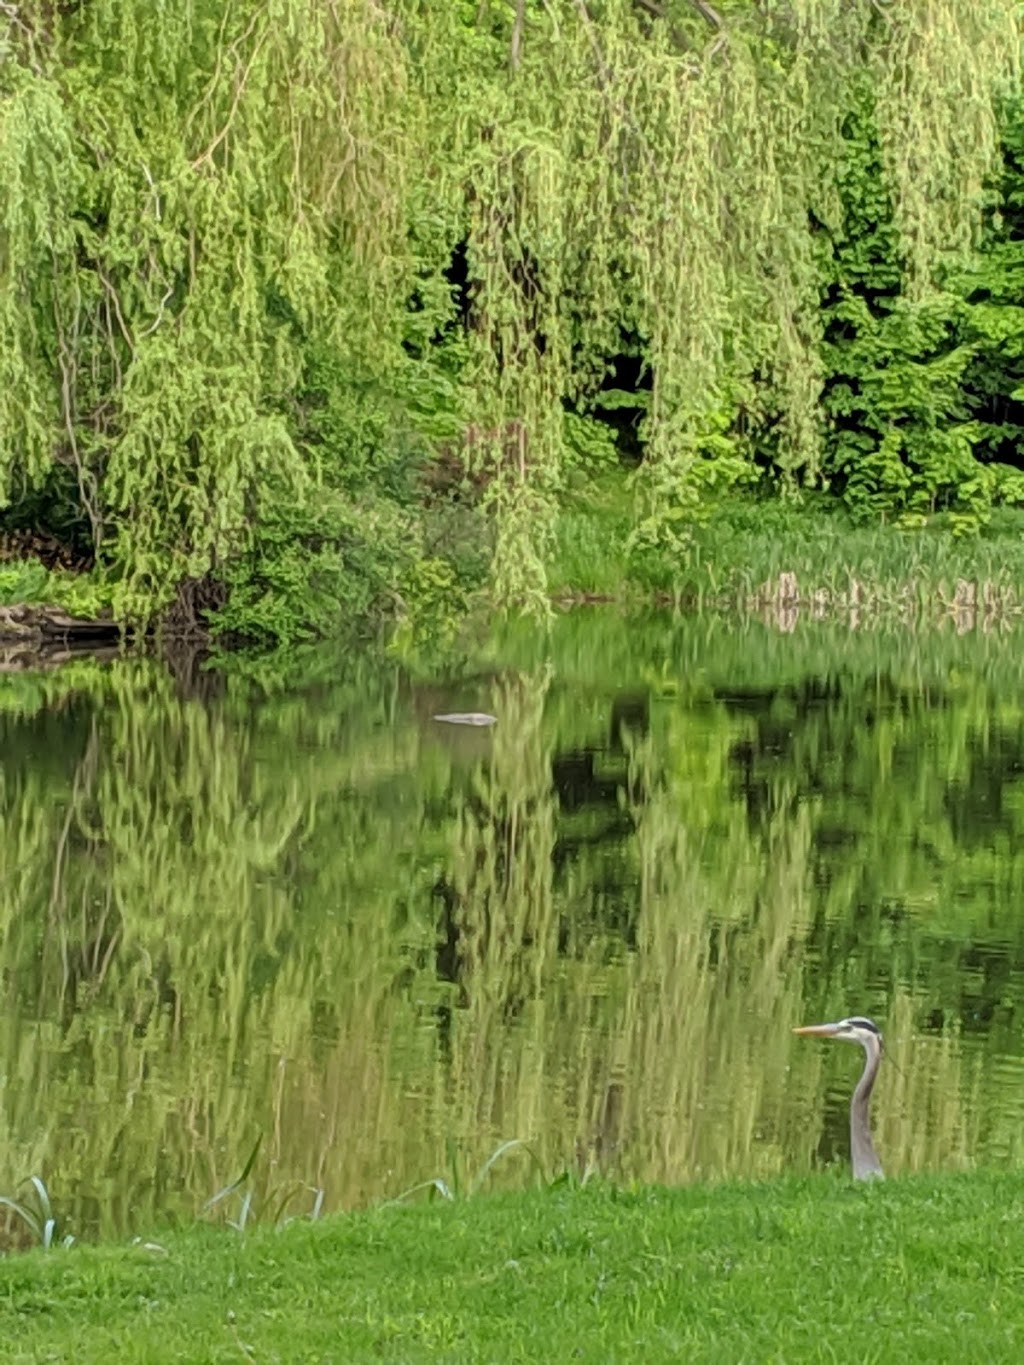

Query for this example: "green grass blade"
[0,1196,41,1240]
[383,1178,455,1207]
[444,1137,462,1199]
[202,1134,263,1214]
[469,1140,548,1197]
[28,1177,53,1224]
[266,1182,306,1227]
[233,1190,255,1234]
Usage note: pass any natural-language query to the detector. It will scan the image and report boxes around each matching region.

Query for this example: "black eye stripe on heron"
[842,1017,880,1034]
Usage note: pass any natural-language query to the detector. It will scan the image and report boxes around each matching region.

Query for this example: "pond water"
[2,611,1024,1239]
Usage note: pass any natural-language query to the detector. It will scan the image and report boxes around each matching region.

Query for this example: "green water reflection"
[3,614,1024,1239]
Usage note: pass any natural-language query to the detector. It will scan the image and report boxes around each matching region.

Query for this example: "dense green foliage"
[3,1174,1024,1359]
[2,2,1023,640]
[814,85,1024,530]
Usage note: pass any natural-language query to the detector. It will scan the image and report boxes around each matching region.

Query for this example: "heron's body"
[793,1016,884,1181]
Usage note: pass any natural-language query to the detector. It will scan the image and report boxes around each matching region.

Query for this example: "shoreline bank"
[1,1172,1021,1359]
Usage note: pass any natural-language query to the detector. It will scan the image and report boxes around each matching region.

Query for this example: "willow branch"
[631,0,685,49]
[53,272,104,554]
[191,24,269,171]
[633,0,725,43]
[687,0,723,29]
[575,0,662,174]
[511,0,526,69]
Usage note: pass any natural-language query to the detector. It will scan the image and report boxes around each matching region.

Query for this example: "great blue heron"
[793,1016,884,1181]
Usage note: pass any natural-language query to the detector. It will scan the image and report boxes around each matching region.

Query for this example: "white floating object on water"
[433,712,497,727]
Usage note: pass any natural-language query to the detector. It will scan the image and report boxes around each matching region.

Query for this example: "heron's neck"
[850,1040,884,1181]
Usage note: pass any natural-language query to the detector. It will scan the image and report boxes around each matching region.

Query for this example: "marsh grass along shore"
[549,487,1024,625]
[7,490,1024,649]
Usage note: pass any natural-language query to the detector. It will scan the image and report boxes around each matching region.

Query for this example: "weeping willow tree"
[0,1,1019,633]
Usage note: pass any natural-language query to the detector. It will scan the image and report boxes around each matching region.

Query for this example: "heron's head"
[793,1016,883,1052]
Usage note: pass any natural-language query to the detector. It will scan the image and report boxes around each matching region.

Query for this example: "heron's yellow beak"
[793,1022,843,1037]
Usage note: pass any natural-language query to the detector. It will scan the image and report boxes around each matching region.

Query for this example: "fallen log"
[0,603,123,646]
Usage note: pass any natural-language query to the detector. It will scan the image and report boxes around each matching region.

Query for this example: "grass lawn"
[2,1172,1022,1362]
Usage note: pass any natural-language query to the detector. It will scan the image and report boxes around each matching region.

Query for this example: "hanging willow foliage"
[0,0,1019,628]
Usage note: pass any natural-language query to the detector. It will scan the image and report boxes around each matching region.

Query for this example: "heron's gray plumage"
[793,1016,884,1181]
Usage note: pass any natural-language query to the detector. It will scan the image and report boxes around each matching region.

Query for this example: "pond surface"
[2,612,1024,1238]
